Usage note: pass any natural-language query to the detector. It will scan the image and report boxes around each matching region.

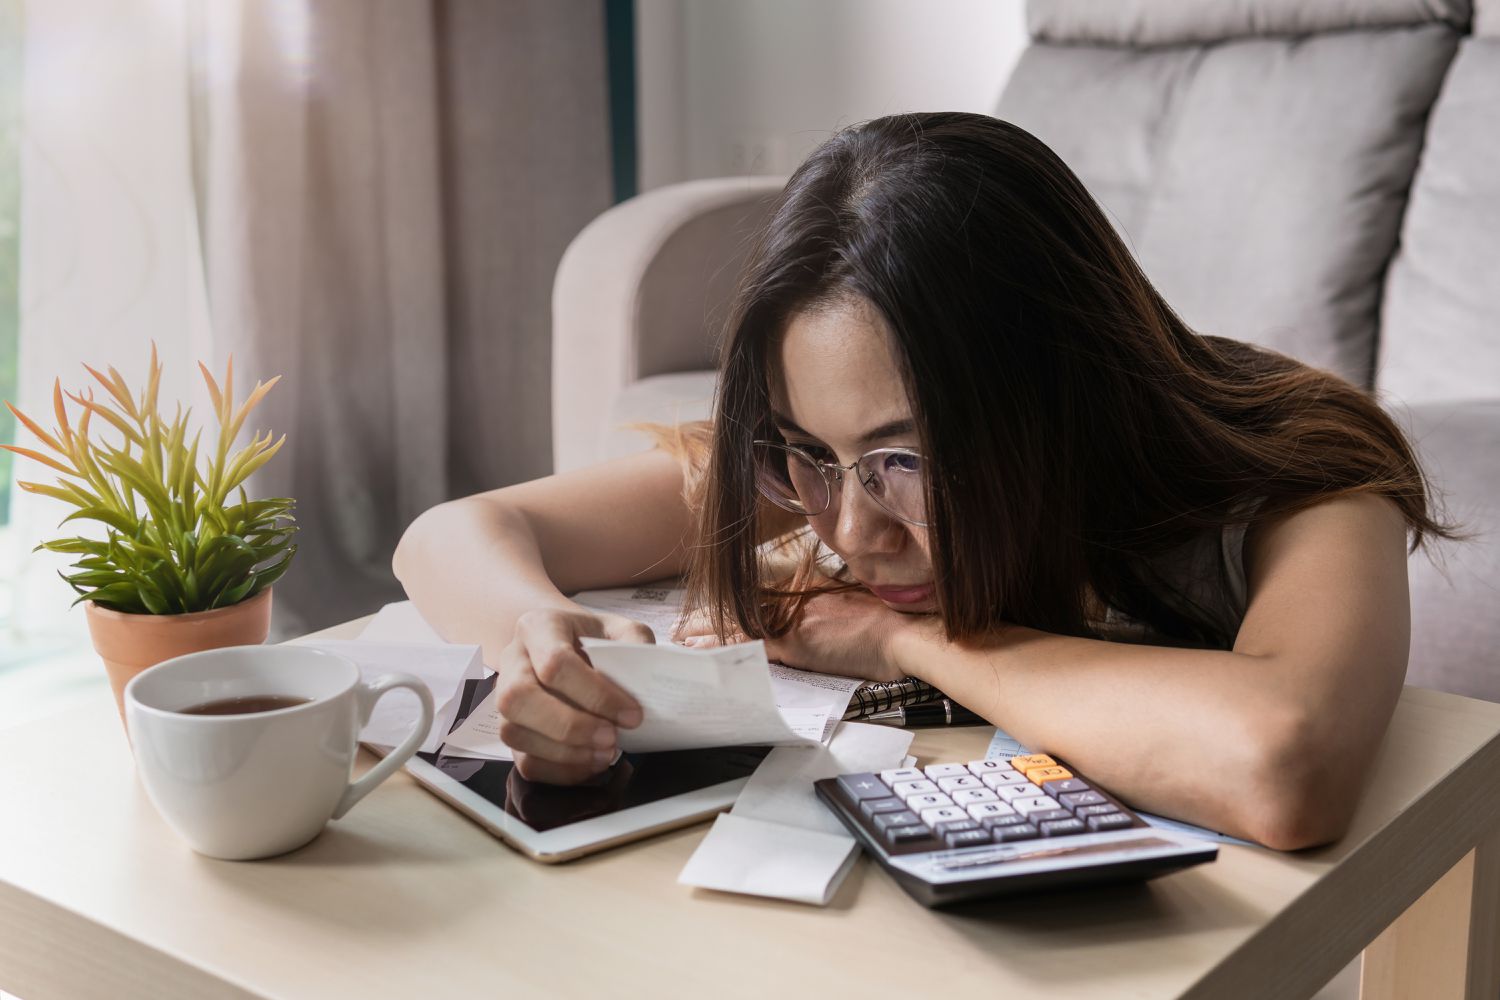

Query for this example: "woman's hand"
[675,586,922,683]
[493,607,649,784]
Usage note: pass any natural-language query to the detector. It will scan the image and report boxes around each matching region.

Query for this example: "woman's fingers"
[516,612,643,727]
[495,662,620,759]
[499,713,618,768]
[601,615,655,645]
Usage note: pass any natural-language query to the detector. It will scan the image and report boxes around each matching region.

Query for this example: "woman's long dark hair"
[677,111,1453,649]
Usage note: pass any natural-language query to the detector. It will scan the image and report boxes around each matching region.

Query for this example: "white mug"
[124,644,434,860]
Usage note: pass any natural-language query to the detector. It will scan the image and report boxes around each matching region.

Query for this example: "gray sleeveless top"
[1087,519,1253,649]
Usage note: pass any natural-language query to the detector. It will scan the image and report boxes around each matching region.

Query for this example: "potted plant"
[2,345,297,721]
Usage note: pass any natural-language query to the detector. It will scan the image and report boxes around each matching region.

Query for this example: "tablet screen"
[416,675,772,834]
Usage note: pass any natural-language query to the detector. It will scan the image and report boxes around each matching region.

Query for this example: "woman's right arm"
[394,438,804,784]
[391,446,701,783]
[393,447,699,657]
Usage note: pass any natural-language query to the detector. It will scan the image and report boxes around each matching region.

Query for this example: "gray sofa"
[552,0,1500,703]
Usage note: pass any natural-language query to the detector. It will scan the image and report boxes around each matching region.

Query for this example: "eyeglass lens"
[753,442,926,525]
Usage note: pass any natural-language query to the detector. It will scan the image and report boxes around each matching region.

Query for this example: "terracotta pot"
[85,587,274,725]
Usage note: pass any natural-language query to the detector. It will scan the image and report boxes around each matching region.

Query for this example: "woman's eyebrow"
[770,410,917,446]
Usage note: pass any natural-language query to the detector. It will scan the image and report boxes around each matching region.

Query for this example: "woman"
[393,112,1452,850]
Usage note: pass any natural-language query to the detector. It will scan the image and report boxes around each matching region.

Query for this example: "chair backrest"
[995,0,1469,388]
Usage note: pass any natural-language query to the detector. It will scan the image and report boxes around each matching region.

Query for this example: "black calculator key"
[935,819,979,836]
[1039,817,1088,837]
[1074,803,1118,817]
[990,822,1039,842]
[1086,812,1136,832]
[1040,777,1090,796]
[945,828,993,849]
[886,824,933,846]
[873,809,922,831]
[837,773,891,801]
[861,797,908,818]
[1060,790,1107,809]
[981,813,1027,829]
[1028,808,1073,825]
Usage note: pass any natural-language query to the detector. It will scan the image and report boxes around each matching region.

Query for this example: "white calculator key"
[906,792,955,811]
[880,767,926,785]
[981,771,1031,790]
[951,788,999,806]
[936,775,983,793]
[920,806,969,827]
[891,779,939,798]
[1014,795,1061,816]
[966,760,1011,775]
[924,763,971,779]
[996,783,1042,801]
[967,801,1016,821]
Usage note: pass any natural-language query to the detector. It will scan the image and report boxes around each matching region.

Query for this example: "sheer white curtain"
[190,0,614,636]
[10,0,614,644]
[9,0,214,647]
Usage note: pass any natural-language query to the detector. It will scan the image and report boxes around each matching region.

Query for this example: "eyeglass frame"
[750,438,931,527]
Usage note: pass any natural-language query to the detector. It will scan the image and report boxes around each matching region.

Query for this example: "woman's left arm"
[892,492,1411,851]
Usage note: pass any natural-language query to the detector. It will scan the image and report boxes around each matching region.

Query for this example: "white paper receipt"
[578,637,825,753]
[678,722,915,905]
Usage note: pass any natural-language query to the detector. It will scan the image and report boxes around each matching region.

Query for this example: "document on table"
[678,722,915,905]
[359,601,447,645]
[571,584,689,643]
[302,639,485,754]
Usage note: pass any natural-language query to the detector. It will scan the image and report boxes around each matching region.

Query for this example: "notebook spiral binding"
[842,677,943,720]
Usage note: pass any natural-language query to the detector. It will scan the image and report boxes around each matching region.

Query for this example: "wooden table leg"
[1359,826,1500,999]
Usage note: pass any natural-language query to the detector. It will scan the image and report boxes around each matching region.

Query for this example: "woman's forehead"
[769,299,913,444]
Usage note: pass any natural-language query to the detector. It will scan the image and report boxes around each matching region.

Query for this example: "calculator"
[814,754,1218,907]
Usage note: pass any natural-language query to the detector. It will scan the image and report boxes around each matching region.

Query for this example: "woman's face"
[769,297,936,613]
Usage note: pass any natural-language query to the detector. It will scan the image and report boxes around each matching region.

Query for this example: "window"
[0,0,19,531]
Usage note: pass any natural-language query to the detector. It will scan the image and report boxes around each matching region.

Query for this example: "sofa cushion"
[1028,0,1470,47]
[1479,0,1500,35]
[998,25,1458,386]
[1377,40,1500,404]
[1398,400,1500,702]
[602,371,717,462]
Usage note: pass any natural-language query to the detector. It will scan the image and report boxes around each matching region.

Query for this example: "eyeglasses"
[751,439,929,527]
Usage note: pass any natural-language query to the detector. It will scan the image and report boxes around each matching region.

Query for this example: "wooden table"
[2,617,1498,999]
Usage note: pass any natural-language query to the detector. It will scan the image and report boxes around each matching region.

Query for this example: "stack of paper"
[299,639,485,754]
[678,722,914,905]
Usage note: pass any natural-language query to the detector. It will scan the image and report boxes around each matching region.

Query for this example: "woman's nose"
[831,469,902,552]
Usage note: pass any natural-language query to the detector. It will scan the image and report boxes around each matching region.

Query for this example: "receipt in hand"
[578,637,826,752]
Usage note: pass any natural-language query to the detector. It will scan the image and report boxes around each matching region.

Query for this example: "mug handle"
[332,672,435,820]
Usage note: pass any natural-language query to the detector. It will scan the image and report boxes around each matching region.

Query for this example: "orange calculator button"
[1025,765,1072,784]
[1009,754,1056,774]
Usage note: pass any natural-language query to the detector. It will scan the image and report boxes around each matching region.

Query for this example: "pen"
[863,699,985,728]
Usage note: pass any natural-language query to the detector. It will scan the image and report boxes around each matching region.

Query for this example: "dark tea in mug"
[180,695,312,715]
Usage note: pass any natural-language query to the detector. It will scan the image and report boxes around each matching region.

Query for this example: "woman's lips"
[868,582,935,604]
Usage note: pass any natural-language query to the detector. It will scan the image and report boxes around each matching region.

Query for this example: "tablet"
[365,675,771,863]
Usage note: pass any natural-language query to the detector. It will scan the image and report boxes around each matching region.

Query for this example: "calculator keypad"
[826,755,1144,854]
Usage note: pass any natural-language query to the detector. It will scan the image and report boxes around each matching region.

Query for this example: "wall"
[637,0,1030,190]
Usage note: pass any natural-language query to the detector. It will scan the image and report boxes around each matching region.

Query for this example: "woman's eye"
[884,452,922,474]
